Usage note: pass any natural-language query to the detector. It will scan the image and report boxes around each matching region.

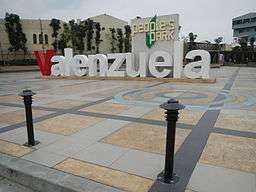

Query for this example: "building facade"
[89,14,128,54]
[0,18,66,60]
[232,12,256,42]
[0,14,128,61]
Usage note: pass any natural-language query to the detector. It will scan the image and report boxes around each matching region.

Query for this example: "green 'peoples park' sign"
[132,15,176,48]
[146,16,157,48]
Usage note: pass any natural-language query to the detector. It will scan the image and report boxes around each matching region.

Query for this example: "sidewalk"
[0,65,39,73]
[0,68,255,192]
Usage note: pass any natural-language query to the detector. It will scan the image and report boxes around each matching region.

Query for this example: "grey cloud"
[0,0,255,43]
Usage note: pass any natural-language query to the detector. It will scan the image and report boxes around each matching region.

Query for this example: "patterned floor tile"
[0,109,52,124]
[80,102,130,115]
[34,113,103,135]
[215,111,256,133]
[142,108,204,125]
[0,139,33,157]
[55,158,153,192]
[101,122,190,154]
[43,99,89,109]
[200,133,256,173]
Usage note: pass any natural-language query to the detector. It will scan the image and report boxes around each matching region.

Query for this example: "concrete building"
[0,14,128,61]
[89,14,128,54]
[232,12,256,42]
[0,18,64,61]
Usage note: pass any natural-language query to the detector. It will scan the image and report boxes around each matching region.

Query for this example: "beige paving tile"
[55,158,153,192]
[35,114,103,135]
[44,99,88,109]
[179,90,217,105]
[142,108,203,125]
[215,112,256,133]
[0,109,52,124]
[249,104,256,112]
[0,139,33,157]
[225,95,247,105]
[200,133,256,173]
[0,95,48,104]
[0,95,22,104]
[101,122,190,155]
[43,83,117,95]
[179,98,212,105]
[80,102,129,115]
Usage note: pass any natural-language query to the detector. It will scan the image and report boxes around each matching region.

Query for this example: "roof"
[89,14,128,24]
[233,12,256,20]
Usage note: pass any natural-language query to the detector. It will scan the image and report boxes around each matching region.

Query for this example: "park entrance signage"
[50,47,210,79]
[35,14,211,80]
[132,15,176,48]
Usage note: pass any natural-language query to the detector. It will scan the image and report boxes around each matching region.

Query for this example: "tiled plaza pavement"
[0,67,255,192]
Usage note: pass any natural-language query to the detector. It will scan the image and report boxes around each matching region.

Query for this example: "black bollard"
[157,98,185,184]
[19,90,39,147]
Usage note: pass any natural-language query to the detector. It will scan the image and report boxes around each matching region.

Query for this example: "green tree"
[214,37,223,44]
[188,32,197,51]
[4,13,27,53]
[109,28,117,53]
[68,20,76,48]
[116,28,123,53]
[85,19,94,52]
[188,32,197,42]
[124,25,131,52]
[94,22,101,53]
[50,18,61,51]
[239,38,248,51]
[214,37,223,61]
[250,37,255,50]
[68,20,87,53]
[76,20,87,52]
[58,23,71,54]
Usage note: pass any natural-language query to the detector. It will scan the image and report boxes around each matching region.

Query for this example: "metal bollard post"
[157,98,185,184]
[19,90,39,147]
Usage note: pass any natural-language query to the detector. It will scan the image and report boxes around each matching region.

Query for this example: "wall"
[89,14,128,54]
[131,14,179,69]
[0,18,64,61]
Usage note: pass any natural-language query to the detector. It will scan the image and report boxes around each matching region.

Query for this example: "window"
[44,34,48,44]
[233,19,242,25]
[33,34,37,44]
[39,33,43,44]
[243,18,250,24]
[251,17,256,22]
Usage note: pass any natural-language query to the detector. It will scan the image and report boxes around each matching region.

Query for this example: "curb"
[0,69,40,73]
[0,153,123,192]
[40,75,217,84]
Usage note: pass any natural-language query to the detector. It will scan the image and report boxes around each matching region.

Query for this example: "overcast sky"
[1,0,255,43]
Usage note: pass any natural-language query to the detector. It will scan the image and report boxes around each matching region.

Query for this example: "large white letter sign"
[184,50,210,79]
[62,48,73,76]
[126,52,149,77]
[49,45,211,80]
[88,54,108,76]
[138,52,148,77]
[72,55,89,76]
[51,48,74,76]
[107,53,126,77]
[126,53,138,77]
[173,41,184,78]
[148,51,172,78]
[51,55,65,76]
